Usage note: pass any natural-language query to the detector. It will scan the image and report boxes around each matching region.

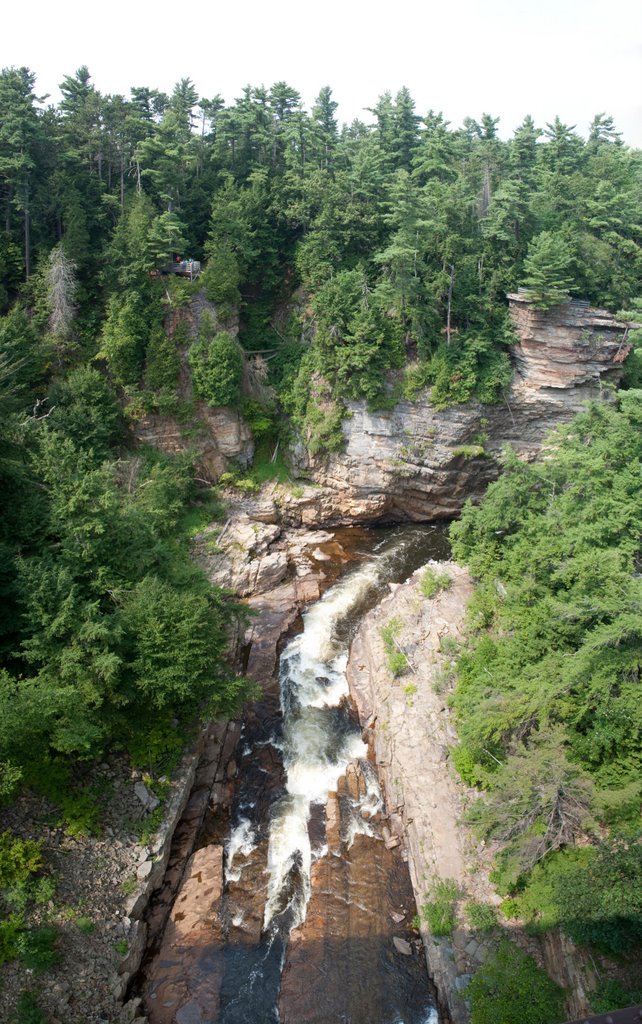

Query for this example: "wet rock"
[175,1001,202,1024]
[393,936,413,955]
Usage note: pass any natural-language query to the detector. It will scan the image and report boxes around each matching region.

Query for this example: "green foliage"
[249,443,291,485]
[127,713,189,774]
[380,618,409,677]
[48,365,123,458]
[188,326,243,407]
[118,574,236,712]
[303,398,347,456]
[464,901,498,933]
[498,847,591,933]
[419,567,452,598]
[15,927,60,972]
[99,291,156,387]
[451,394,642,978]
[144,327,180,399]
[421,878,460,937]
[0,832,42,888]
[451,396,642,794]
[452,744,490,786]
[620,348,642,389]
[552,835,642,954]
[521,231,575,308]
[590,980,642,1014]
[467,940,566,1024]
[218,470,260,493]
[0,432,251,780]
[425,339,513,409]
[309,269,405,407]
[0,914,21,964]
[466,729,594,888]
[13,991,47,1024]
[403,361,432,400]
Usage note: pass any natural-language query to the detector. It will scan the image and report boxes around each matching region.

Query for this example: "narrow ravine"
[143,525,449,1024]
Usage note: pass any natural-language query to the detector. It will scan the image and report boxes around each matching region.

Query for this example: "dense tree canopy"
[0,68,640,902]
[451,392,642,952]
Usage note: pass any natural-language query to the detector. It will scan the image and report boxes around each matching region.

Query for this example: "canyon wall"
[286,296,632,524]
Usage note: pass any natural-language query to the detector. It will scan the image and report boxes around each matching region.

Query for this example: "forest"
[0,65,641,1013]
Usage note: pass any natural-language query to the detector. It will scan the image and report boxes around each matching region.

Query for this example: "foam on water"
[263,540,413,931]
[225,817,258,883]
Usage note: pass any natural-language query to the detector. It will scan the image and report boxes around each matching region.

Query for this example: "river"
[143,524,449,1024]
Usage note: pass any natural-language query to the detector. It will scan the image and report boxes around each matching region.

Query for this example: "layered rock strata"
[287,297,633,524]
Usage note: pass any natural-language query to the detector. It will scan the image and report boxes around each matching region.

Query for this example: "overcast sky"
[4,0,642,146]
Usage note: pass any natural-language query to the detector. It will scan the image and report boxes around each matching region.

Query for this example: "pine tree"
[521,230,575,308]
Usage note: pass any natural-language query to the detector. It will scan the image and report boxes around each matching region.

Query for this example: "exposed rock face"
[347,562,595,1023]
[131,405,253,482]
[348,562,476,1024]
[288,297,632,524]
[508,292,632,390]
[130,290,254,480]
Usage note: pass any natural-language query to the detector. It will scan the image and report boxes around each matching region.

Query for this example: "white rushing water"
[225,817,259,883]
[262,547,393,931]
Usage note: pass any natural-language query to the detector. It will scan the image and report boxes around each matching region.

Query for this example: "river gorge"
[139,526,449,1024]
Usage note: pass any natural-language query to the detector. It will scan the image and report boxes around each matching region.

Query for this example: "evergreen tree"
[521,230,575,307]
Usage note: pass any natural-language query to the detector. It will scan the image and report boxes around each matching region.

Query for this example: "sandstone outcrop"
[134,293,633,519]
[508,292,633,390]
[288,296,633,524]
[131,405,253,482]
[130,290,254,480]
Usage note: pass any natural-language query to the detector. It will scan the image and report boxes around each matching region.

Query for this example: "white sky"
[4,0,642,146]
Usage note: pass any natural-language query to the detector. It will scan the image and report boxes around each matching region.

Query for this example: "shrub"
[0,914,21,965]
[465,901,498,933]
[553,835,642,955]
[452,745,490,787]
[419,568,453,599]
[590,979,642,1014]
[421,878,460,937]
[439,635,460,657]
[14,992,47,1024]
[0,833,42,888]
[16,927,60,972]
[380,618,409,677]
[467,939,566,1024]
[403,361,433,400]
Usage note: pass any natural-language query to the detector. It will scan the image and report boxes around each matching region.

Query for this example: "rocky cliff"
[131,292,632,522]
[347,562,595,1024]
[287,296,632,524]
[130,291,255,479]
